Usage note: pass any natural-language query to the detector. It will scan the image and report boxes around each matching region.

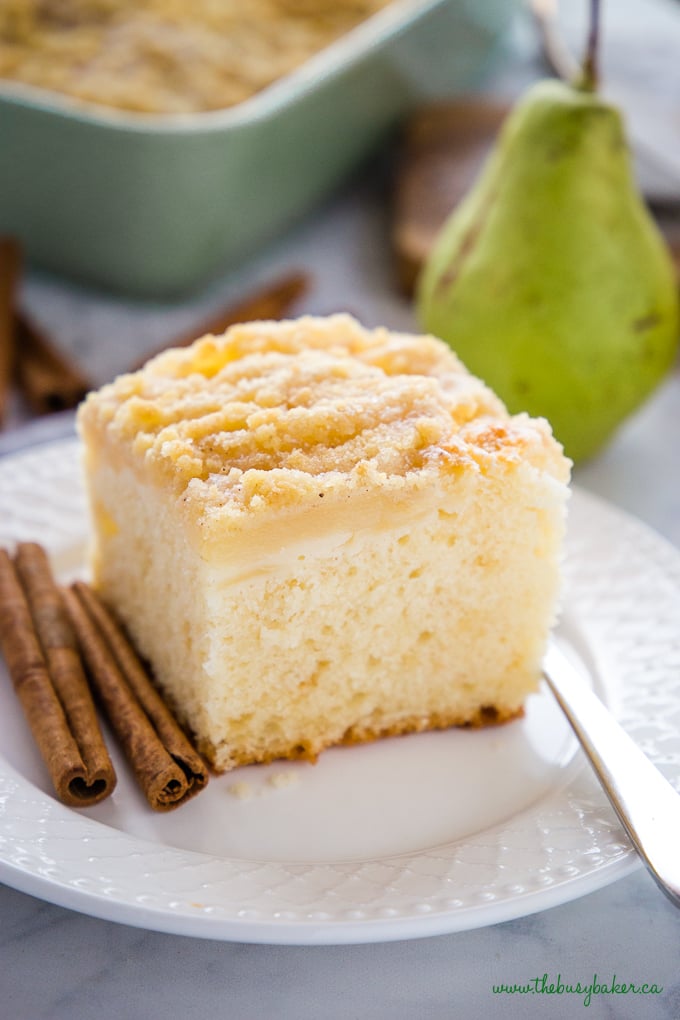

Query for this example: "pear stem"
[579,0,601,92]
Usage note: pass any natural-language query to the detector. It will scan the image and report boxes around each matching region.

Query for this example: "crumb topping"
[0,0,393,115]
[79,315,567,514]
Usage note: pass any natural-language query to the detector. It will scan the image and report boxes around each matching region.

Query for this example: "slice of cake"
[77,314,571,772]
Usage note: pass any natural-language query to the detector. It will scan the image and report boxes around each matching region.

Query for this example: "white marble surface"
[3,5,680,1017]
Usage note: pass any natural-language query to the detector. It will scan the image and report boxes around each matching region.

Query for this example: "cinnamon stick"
[129,269,309,371]
[0,238,21,424]
[0,545,116,806]
[64,582,208,811]
[14,310,92,414]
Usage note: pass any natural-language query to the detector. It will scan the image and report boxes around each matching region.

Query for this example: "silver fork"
[543,642,680,907]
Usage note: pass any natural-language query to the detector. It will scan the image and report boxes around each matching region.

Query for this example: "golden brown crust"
[203,703,527,773]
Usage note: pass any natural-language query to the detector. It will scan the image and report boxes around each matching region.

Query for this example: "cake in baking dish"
[77,314,571,772]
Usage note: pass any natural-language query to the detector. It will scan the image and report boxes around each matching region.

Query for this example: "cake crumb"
[227,781,254,800]
[267,770,300,791]
[78,315,570,775]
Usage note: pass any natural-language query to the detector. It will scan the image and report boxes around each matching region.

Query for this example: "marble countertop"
[2,5,680,1018]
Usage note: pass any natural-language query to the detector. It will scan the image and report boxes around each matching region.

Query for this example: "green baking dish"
[0,0,517,298]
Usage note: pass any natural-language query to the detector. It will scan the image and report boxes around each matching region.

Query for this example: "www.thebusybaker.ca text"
[492,973,663,1008]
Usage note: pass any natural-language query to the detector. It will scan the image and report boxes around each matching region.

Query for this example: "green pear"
[417,78,679,462]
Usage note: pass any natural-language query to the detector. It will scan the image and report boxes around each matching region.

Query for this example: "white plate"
[1,437,679,944]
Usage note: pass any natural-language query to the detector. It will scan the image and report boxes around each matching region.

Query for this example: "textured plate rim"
[1,436,679,944]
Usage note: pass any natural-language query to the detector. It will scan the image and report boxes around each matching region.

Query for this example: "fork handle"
[543,643,680,907]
